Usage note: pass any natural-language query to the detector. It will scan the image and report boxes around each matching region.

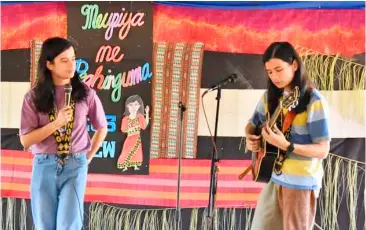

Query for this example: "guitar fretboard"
[268,100,282,128]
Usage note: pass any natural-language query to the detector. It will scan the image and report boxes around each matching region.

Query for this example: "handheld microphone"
[62,84,72,132]
[64,84,72,107]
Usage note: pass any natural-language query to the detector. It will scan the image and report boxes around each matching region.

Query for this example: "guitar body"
[251,129,280,183]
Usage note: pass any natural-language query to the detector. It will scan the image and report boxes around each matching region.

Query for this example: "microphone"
[64,84,72,107]
[203,73,238,96]
[59,84,72,135]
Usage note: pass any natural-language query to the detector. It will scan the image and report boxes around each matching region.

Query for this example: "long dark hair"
[34,37,87,113]
[263,41,313,115]
[124,95,145,116]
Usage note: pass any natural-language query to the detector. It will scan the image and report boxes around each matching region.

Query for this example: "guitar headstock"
[282,86,300,111]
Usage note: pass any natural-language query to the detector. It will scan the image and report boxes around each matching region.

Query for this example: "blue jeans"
[30,153,88,230]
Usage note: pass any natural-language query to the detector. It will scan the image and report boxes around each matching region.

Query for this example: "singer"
[19,37,108,230]
[246,42,330,230]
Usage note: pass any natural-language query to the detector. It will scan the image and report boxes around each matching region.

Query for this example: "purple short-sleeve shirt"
[20,84,107,154]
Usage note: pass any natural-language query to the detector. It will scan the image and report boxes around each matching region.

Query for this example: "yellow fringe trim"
[319,153,365,230]
[296,46,365,123]
[89,203,255,230]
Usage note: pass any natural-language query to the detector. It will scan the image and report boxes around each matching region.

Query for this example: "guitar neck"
[268,101,282,128]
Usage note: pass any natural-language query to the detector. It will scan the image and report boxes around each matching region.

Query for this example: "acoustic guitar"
[239,86,300,183]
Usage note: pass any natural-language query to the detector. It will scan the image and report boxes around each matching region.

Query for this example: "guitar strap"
[282,110,296,133]
[273,109,296,175]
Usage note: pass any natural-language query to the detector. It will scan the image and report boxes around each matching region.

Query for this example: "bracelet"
[286,141,295,154]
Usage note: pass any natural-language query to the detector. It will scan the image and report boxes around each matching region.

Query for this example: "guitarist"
[246,42,331,230]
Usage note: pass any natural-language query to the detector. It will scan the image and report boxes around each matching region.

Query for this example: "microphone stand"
[205,87,222,230]
[175,102,186,230]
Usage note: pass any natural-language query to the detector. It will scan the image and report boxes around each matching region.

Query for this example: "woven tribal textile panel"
[151,42,205,158]
[30,40,43,87]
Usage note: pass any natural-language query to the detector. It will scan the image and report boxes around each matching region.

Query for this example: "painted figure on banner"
[117,95,149,171]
